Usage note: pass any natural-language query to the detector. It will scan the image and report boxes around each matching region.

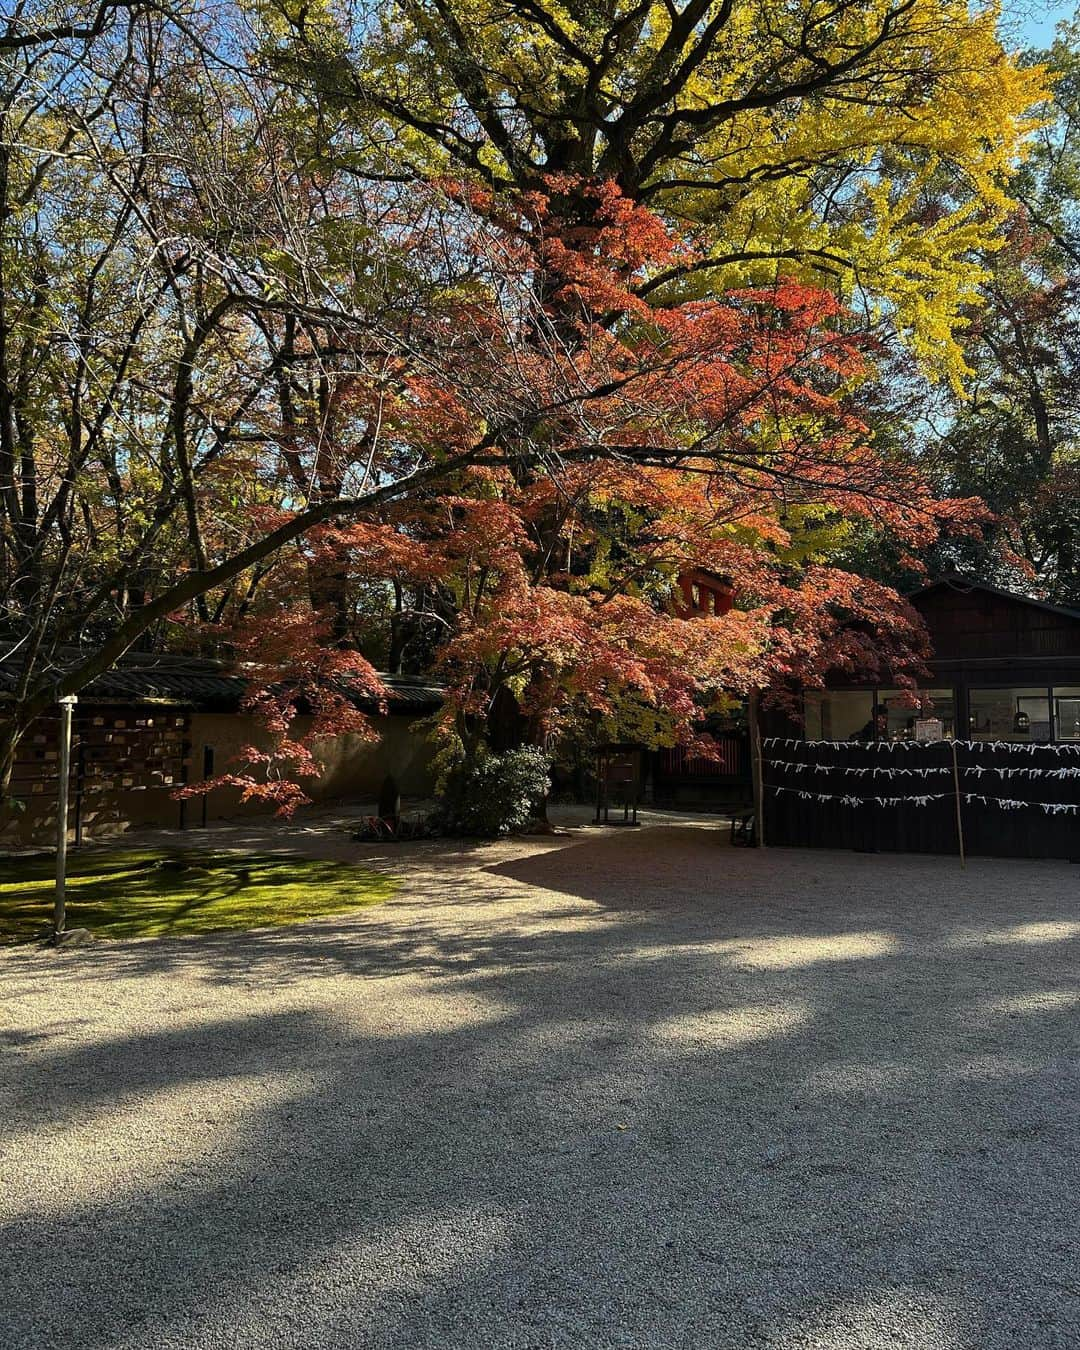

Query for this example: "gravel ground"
[3,808,1080,1350]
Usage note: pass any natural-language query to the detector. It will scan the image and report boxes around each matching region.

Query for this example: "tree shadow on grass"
[4,833,1080,1347]
[1,851,394,943]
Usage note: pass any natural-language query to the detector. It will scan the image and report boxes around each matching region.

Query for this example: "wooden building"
[673,569,735,618]
[806,577,1080,745]
[0,653,442,846]
[650,575,1080,813]
[763,577,1080,860]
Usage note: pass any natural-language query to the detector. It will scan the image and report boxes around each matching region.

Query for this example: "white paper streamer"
[761,738,1080,815]
[765,759,952,778]
[769,785,950,808]
[763,758,1080,781]
[763,737,1080,755]
[767,785,1080,813]
[962,794,1080,816]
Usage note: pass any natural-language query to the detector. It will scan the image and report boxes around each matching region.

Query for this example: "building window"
[969,687,1052,742]
[878,689,955,741]
[803,691,876,741]
[804,692,824,740]
[804,689,954,741]
[1054,687,1080,742]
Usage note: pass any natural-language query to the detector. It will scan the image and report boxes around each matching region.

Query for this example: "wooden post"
[749,690,766,848]
[951,739,966,870]
[54,695,77,935]
[73,739,85,848]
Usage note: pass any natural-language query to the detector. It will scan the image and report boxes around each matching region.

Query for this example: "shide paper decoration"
[768,785,950,808]
[764,738,1080,756]
[764,759,1080,781]
[762,739,1080,815]
[766,785,1080,814]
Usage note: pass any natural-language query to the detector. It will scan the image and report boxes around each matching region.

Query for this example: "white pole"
[55,695,77,936]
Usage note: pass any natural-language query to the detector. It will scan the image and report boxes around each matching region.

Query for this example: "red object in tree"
[675,569,736,618]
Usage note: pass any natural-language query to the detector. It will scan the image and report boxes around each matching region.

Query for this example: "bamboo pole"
[951,738,966,870]
[749,691,766,848]
[54,695,77,935]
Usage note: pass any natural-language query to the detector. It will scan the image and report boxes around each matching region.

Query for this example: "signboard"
[914,717,943,742]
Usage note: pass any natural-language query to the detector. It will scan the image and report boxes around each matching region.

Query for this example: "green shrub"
[439,746,551,837]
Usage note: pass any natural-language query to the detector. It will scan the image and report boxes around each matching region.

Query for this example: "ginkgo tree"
[270,0,1044,383]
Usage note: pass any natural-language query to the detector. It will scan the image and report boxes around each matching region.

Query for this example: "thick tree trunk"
[307,556,352,645]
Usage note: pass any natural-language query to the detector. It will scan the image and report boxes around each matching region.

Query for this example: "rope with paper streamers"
[763,738,1080,816]
[763,736,1080,756]
[769,785,949,808]
[764,758,1080,780]
[766,784,1080,814]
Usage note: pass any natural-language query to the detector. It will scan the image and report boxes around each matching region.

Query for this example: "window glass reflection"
[969,688,1051,742]
[1054,688,1080,742]
[878,689,955,741]
[802,689,954,741]
[811,691,876,741]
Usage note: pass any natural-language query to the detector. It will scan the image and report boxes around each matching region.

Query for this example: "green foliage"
[0,850,397,943]
[278,0,1045,383]
[846,12,1080,606]
[438,747,551,837]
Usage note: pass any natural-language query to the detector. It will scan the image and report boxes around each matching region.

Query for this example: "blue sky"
[1004,0,1075,49]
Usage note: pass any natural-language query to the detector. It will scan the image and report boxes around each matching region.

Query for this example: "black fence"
[762,738,1080,861]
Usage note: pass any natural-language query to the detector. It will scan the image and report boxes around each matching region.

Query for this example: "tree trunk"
[0,716,23,804]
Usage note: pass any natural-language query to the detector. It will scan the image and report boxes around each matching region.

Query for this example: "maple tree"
[192,181,974,811]
[0,0,1043,821]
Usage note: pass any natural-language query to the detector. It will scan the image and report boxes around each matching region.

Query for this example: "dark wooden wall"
[915,585,1080,662]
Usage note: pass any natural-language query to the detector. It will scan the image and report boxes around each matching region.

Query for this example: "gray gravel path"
[3,810,1080,1349]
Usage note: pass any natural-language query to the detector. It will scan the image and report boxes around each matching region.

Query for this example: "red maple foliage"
[177,179,983,811]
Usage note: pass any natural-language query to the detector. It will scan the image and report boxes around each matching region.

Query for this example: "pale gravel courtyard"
[3,807,1080,1350]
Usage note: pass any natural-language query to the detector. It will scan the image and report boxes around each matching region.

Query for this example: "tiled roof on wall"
[0,648,444,714]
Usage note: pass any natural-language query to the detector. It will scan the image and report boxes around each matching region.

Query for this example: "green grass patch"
[0,849,398,943]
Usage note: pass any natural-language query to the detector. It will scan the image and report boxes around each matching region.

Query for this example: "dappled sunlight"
[768,1288,974,1349]
[349,987,515,1037]
[951,920,1080,949]
[162,1205,526,1348]
[576,928,903,976]
[5,821,1080,1349]
[647,1000,812,1049]
[726,930,900,970]
[3,1069,315,1219]
[976,990,1080,1018]
[299,1204,522,1292]
[0,848,396,943]
[802,1061,919,1098]
[803,1052,1039,1099]
[950,1054,1044,1082]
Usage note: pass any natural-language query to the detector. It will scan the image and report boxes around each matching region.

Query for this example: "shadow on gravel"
[4,831,1080,1348]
